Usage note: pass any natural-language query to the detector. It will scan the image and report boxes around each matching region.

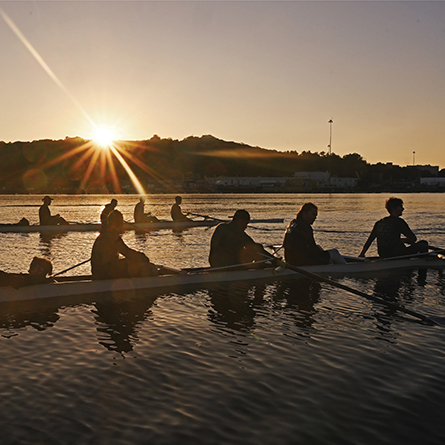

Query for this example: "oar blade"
[427,316,445,327]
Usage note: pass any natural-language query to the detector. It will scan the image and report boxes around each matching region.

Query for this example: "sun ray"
[39,141,93,169]
[104,145,122,194]
[79,147,103,191]
[112,142,174,190]
[1,8,95,127]
[71,145,99,171]
[99,149,107,178]
[109,144,146,195]
[1,9,156,194]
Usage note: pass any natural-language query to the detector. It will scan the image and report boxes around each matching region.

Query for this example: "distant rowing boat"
[1,254,444,303]
[0,218,284,233]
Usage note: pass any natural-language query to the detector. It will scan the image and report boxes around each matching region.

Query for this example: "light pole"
[413,151,416,166]
[328,119,333,155]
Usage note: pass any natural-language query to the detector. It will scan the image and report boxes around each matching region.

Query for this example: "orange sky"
[1,1,444,168]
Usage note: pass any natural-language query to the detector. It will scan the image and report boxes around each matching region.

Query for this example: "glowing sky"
[1,1,444,167]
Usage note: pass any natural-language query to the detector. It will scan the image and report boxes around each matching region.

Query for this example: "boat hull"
[1,255,444,303]
[0,218,284,233]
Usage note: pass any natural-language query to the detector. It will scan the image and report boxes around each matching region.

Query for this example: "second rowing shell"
[0,218,284,233]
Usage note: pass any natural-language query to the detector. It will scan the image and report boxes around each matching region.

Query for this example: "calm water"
[1,193,445,444]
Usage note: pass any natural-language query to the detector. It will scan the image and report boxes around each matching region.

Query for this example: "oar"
[54,258,179,278]
[188,212,222,222]
[182,258,274,273]
[52,258,91,277]
[342,255,367,262]
[246,225,277,232]
[379,248,445,262]
[266,244,284,255]
[268,244,362,262]
[190,213,279,232]
[156,265,181,275]
[429,246,445,252]
[358,247,445,262]
[270,257,445,327]
[124,219,160,235]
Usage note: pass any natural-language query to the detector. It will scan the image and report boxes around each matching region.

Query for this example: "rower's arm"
[118,238,149,261]
[399,219,417,244]
[359,226,377,257]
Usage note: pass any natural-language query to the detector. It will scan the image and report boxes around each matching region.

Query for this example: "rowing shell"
[1,255,444,303]
[0,218,284,233]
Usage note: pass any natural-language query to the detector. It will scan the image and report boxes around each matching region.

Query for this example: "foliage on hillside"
[0,135,435,193]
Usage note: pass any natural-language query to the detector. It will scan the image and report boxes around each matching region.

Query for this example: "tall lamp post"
[413,151,416,166]
[327,119,334,187]
[328,119,333,155]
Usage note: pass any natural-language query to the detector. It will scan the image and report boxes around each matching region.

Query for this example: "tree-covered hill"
[0,135,436,193]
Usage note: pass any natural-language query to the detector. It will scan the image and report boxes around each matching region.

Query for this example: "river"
[1,193,445,444]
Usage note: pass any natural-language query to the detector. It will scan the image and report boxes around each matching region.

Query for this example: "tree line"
[0,135,441,194]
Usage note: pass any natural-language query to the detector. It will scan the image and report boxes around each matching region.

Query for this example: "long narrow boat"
[0,218,283,233]
[1,255,444,303]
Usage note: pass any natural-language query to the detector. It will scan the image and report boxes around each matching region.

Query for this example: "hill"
[0,135,438,193]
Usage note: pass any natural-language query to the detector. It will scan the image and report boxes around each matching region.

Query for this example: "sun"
[92,127,116,148]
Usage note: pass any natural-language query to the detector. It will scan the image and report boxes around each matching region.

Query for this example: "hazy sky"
[1,1,444,167]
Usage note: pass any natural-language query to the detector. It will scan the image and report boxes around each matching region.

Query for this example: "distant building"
[212,177,287,188]
[207,173,358,191]
[420,177,445,186]
[293,172,330,187]
[293,172,358,189]
[329,176,359,188]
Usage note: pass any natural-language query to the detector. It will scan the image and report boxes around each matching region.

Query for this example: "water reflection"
[0,298,62,335]
[207,278,321,334]
[134,231,151,244]
[0,267,436,351]
[92,293,157,353]
[370,269,427,340]
[208,281,262,333]
[38,231,68,256]
[0,289,157,353]
[432,269,445,297]
[273,279,321,330]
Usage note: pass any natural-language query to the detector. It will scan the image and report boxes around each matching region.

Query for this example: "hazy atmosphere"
[1,1,444,167]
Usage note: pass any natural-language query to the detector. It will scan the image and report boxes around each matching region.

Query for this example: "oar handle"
[52,258,91,277]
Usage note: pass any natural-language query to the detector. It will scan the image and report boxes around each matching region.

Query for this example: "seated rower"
[91,209,158,280]
[100,198,118,225]
[39,196,69,226]
[209,209,274,268]
[359,197,428,258]
[283,202,345,266]
[134,197,159,223]
[171,196,191,222]
[0,257,53,288]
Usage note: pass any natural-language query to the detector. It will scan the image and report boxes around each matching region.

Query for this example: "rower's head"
[106,209,124,233]
[231,209,250,230]
[29,256,52,277]
[110,198,118,208]
[297,202,318,225]
[42,196,53,205]
[385,197,404,217]
[175,196,182,204]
